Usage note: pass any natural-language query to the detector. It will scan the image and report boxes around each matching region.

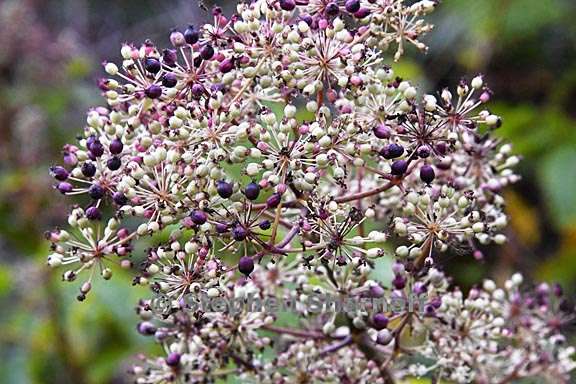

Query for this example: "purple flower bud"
[232,225,248,241]
[113,191,128,205]
[218,58,235,73]
[216,181,233,198]
[190,210,207,225]
[184,25,200,44]
[417,145,431,158]
[86,206,102,221]
[391,159,408,176]
[392,275,406,289]
[325,2,339,15]
[109,138,123,154]
[81,162,97,177]
[435,142,448,155]
[107,156,122,171]
[259,220,271,230]
[368,284,385,298]
[372,313,389,330]
[200,44,214,60]
[266,193,282,208]
[215,223,228,233]
[345,0,360,13]
[191,83,205,98]
[420,164,435,183]
[89,140,104,157]
[137,321,157,336]
[424,304,436,316]
[145,85,162,99]
[373,124,391,139]
[144,58,161,73]
[57,182,73,194]
[244,182,260,200]
[88,184,105,200]
[50,166,69,181]
[354,7,371,18]
[162,49,177,66]
[238,256,255,276]
[162,72,177,88]
[380,143,404,159]
[279,0,296,11]
[165,352,181,367]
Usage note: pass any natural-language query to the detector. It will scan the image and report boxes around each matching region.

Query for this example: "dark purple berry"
[109,138,123,154]
[137,321,157,336]
[162,72,177,88]
[216,181,233,198]
[184,25,200,44]
[81,162,97,177]
[392,275,406,290]
[232,225,248,241]
[162,49,177,66]
[145,85,162,99]
[354,7,371,18]
[57,182,73,194]
[191,83,205,98]
[420,164,435,183]
[215,223,228,233]
[199,44,214,60]
[266,193,282,208]
[279,0,296,11]
[326,2,339,16]
[345,0,360,13]
[190,210,208,225]
[373,124,391,139]
[113,191,128,205]
[417,145,431,158]
[391,159,408,176]
[107,156,122,171]
[424,305,436,316]
[380,143,404,159]
[244,182,260,200]
[88,184,105,200]
[218,58,234,73]
[165,352,181,367]
[89,140,104,157]
[86,206,102,220]
[238,256,254,276]
[372,313,389,330]
[259,220,271,230]
[50,166,69,181]
[144,58,161,73]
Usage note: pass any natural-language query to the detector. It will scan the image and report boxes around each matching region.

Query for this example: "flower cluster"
[47,0,574,383]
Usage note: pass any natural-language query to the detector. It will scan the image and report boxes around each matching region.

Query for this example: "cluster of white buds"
[47,0,574,383]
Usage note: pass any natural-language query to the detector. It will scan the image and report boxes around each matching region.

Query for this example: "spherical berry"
[145,85,162,99]
[345,0,360,13]
[232,225,248,241]
[162,49,177,66]
[420,164,435,183]
[279,0,295,11]
[326,2,340,15]
[162,72,177,88]
[216,181,233,198]
[238,256,255,276]
[380,143,404,159]
[266,193,282,208]
[199,44,214,60]
[86,206,102,221]
[88,184,105,200]
[244,182,260,200]
[89,140,104,157]
[190,210,207,225]
[259,220,271,230]
[191,83,205,98]
[113,191,128,205]
[184,25,200,44]
[417,145,431,158]
[218,58,234,73]
[107,156,122,171]
[165,352,181,367]
[373,124,391,139]
[372,313,389,330]
[144,58,161,73]
[81,162,96,177]
[109,138,123,154]
[391,159,408,176]
[57,182,73,194]
[392,275,406,290]
[354,7,371,18]
[50,166,69,181]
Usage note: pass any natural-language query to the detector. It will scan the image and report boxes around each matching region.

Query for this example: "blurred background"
[0,0,575,382]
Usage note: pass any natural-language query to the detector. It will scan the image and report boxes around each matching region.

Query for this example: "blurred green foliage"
[0,0,575,383]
